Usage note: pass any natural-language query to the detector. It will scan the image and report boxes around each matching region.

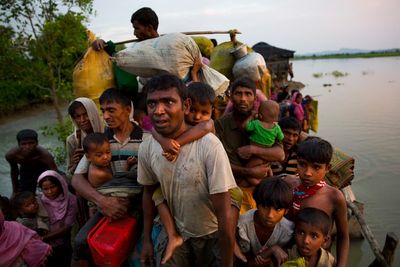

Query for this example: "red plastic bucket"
[87,216,138,267]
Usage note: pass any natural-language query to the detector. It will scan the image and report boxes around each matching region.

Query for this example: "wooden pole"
[113,30,242,45]
[369,232,399,267]
[347,201,390,267]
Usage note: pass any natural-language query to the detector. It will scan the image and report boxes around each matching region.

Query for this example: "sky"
[86,0,400,55]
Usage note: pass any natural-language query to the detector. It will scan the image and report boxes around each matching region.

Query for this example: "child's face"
[295,221,328,257]
[86,142,112,168]
[297,158,329,187]
[257,205,287,228]
[41,180,62,200]
[185,101,212,125]
[20,196,39,215]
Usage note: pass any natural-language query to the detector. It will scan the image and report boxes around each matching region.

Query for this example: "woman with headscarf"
[0,210,52,267]
[290,92,305,124]
[38,170,77,267]
[66,97,104,178]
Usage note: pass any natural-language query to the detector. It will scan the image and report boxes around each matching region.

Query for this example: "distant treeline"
[294,49,400,60]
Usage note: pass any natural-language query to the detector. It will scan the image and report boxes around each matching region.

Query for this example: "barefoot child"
[82,132,137,215]
[285,137,349,267]
[282,207,335,267]
[37,170,77,267]
[241,100,284,186]
[12,191,49,236]
[236,176,294,266]
[150,82,242,264]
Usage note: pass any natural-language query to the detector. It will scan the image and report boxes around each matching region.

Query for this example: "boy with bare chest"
[285,137,349,267]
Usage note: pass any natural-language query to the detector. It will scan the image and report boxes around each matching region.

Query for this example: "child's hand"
[259,245,288,266]
[162,152,177,162]
[254,254,271,266]
[127,156,138,168]
[160,138,180,155]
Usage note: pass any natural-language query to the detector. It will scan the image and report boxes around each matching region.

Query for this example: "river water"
[0,57,399,266]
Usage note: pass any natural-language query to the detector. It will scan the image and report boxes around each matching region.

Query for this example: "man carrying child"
[139,74,237,266]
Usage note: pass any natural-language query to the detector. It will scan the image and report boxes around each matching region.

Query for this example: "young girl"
[37,170,77,267]
[0,210,52,267]
[236,176,294,266]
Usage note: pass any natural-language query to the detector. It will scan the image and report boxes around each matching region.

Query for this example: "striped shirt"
[271,147,298,176]
[75,124,148,175]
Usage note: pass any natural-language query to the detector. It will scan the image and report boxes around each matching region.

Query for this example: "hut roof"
[252,42,295,61]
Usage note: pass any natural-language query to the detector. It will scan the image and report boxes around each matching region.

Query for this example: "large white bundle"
[114,33,200,79]
[114,32,229,95]
[232,52,268,81]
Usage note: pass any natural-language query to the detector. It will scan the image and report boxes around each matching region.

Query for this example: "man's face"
[231,86,255,114]
[147,88,188,138]
[18,139,38,156]
[282,128,300,150]
[86,142,112,168]
[185,101,212,125]
[295,221,328,257]
[132,21,154,41]
[297,158,330,187]
[72,106,92,133]
[100,101,131,130]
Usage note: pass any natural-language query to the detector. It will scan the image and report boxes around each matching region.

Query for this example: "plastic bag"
[73,31,115,106]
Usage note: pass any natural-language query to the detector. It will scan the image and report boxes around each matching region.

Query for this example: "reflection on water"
[295,57,400,267]
[0,57,399,266]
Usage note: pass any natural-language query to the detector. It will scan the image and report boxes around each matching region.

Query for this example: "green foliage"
[295,50,400,60]
[0,0,93,120]
[331,70,348,78]
[313,73,323,78]
[40,117,74,167]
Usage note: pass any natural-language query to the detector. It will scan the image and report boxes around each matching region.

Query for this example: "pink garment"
[37,171,77,247]
[291,92,304,121]
[0,211,51,267]
[141,115,153,131]
[224,89,268,115]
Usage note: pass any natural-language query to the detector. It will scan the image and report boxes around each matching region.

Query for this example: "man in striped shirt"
[71,88,147,265]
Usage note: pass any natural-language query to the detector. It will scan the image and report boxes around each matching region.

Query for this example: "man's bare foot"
[161,234,184,264]
[234,241,247,262]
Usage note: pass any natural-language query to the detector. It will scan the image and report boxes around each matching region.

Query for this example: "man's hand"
[249,164,271,180]
[92,39,106,51]
[237,145,253,160]
[72,148,84,165]
[97,196,128,220]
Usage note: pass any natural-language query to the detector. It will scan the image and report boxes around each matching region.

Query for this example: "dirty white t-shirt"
[138,133,237,238]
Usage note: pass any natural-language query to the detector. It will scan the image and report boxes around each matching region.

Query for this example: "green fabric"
[281,257,306,267]
[106,40,139,100]
[246,120,284,147]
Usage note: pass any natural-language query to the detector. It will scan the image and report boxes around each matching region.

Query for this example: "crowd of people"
[0,7,349,267]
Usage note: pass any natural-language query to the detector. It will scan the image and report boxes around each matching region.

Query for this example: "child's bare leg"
[158,201,183,264]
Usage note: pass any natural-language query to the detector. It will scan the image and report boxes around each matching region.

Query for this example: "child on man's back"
[282,207,335,267]
[12,191,49,237]
[151,82,243,264]
[241,100,284,186]
[284,136,349,267]
[235,176,294,266]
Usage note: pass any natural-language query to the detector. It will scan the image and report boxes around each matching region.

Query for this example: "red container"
[88,216,138,267]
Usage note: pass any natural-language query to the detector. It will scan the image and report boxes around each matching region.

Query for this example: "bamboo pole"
[347,201,390,267]
[369,232,398,267]
[113,30,242,45]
